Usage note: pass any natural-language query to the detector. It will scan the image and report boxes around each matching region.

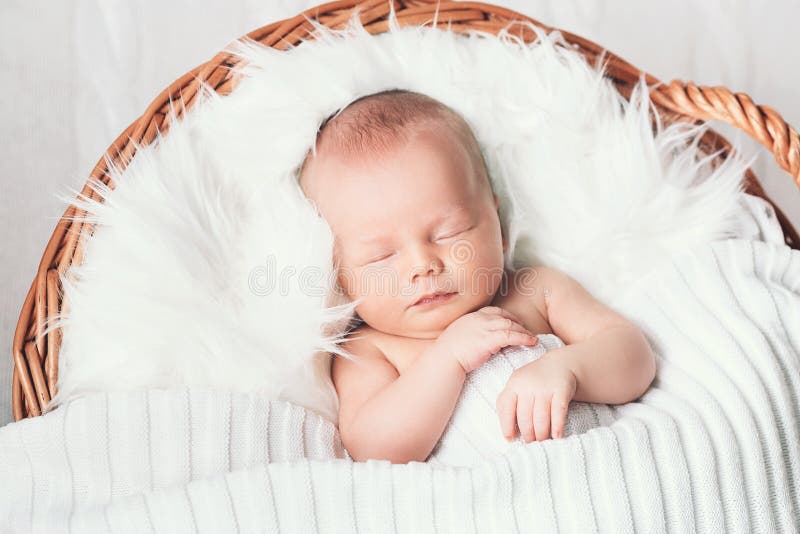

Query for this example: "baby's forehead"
[316,158,476,216]
[300,121,489,234]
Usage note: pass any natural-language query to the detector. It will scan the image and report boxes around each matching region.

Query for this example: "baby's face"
[301,126,506,339]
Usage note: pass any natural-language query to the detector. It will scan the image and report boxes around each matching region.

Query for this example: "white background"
[1,0,798,428]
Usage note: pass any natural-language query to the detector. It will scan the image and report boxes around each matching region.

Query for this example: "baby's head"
[299,89,507,339]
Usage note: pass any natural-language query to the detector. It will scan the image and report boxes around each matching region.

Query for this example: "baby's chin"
[357,292,495,338]
[399,292,486,338]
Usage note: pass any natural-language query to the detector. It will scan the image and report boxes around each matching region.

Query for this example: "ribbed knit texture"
[1,238,798,533]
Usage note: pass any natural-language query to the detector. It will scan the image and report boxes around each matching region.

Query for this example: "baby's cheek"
[348,271,402,319]
[356,295,404,332]
[465,258,505,298]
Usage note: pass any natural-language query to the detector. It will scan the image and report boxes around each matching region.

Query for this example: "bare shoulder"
[333,324,391,373]
[505,266,550,322]
[515,264,632,344]
[331,324,399,433]
[512,264,581,318]
[501,266,565,332]
[338,323,380,355]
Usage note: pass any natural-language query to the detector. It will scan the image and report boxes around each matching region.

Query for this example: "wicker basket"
[11,0,800,422]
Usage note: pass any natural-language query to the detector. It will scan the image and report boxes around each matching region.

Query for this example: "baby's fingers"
[496,389,518,441]
[517,395,536,443]
[508,328,539,345]
[551,390,571,439]
[533,395,551,442]
[488,316,536,337]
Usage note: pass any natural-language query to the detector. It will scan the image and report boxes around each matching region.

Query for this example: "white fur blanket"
[50,12,758,429]
[2,237,798,533]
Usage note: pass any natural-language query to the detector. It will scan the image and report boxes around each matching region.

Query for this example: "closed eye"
[363,252,395,265]
[436,225,474,241]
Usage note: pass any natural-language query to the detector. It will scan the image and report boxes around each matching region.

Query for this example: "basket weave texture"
[11,0,800,421]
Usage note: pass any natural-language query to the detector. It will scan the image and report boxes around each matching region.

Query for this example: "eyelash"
[364,252,394,265]
[436,225,473,240]
[361,225,473,265]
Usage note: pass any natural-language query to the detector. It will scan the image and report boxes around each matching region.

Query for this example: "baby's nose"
[410,257,445,283]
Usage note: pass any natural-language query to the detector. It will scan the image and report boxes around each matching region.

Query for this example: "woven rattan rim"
[11,0,800,421]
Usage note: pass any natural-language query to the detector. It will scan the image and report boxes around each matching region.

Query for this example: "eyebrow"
[354,205,472,246]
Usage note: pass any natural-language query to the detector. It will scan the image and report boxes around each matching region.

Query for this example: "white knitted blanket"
[427,334,617,467]
[2,237,799,533]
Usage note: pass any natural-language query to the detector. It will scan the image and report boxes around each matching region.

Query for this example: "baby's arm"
[332,333,467,464]
[497,266,656,443]
[530,265,656,404]
[333,307,538,463]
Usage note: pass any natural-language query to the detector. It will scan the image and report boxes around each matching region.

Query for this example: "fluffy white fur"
[47,9,755,424]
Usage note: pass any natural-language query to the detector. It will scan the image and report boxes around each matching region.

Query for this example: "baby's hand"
[496,353,577,442]
[434,306,539,373]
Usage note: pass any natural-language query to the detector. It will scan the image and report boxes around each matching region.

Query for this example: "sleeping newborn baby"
[299,89,657,465]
